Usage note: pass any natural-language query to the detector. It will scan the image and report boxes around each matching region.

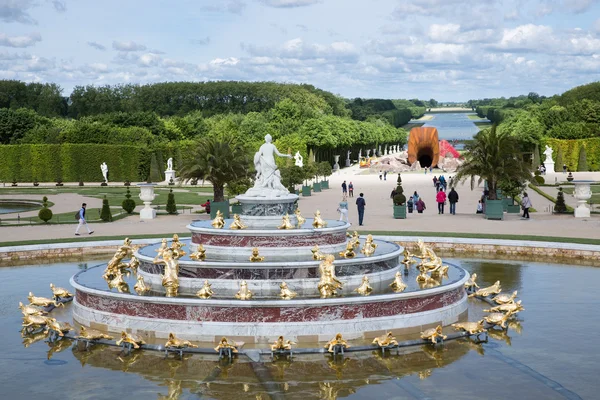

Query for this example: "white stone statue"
[244,134,292,197]
[543,145,553,163]
[166,157,173,171]
[100,162,108,183]
[294,151,303,168]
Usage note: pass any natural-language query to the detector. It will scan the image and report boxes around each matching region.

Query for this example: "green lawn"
[473,121,492,130]
[401,122,426,130]
[467,115,487,120]
[561,185,600,204]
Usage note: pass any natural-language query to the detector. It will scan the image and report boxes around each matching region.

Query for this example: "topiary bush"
[393,174,406,205]
[577,145,588,171]
[166,189,177,215]
[554,187,568,213]
[100,195,112,222]
[554,147,564,172]
[533,170,545,185]
[121,187,136,214]
[38,196,53,223]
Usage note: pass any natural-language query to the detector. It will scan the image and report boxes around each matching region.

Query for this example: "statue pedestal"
[138,183,157,220]
[573,181,592,218]
[235,194,299,228]
[543,161,555,173]
[164,170,176,184]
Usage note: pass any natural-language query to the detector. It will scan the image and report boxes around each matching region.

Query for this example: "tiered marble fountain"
[71,136,468,343]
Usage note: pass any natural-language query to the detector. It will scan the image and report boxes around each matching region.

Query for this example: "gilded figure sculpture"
[464,273,480,291]
[492,290,518,305]
[279,282,297,300]
[390,271,407,292]
[128,256,140,276]
[339,241,356,258]
[372,332,398,347]
[211,210,225,229]
[483,312,512,329]
[484,300,524,314]
[165,332,198,349]
[278,214,295,230]
[324,333,349,353]
[19,302,46,316]
[49,283,73,300]
[354,276,373,296]
[190,244,206,261]
[318,254,343,298]
[170,234,186,259]
[401,248,415,268]
[116,331,146,349]
[133,274,150,295]
[249,247,264,262]
[468,280,502,298]
[420,325,447,344]
[155,238,169,262]
[104,238,133,281]
[451,321,486,335]
[229,214,248,230]
[78,326,114,340]
[349,231,360,249]
[312,210,327,228]
[108,270,130,293]
[27,292,62,308]
[235,280,253,300]
[294,209,306,227]
[271,335,295,351]
[214,337,238,353]
[196,280,214,299]
[156,248,180,297]
[311,244,326,260]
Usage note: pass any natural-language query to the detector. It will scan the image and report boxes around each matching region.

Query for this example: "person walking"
[448,187,459,215]
[201,199,211,214]
[433,176,438,188]
[436,189,447,214]
[338,195,350,223]
[341,180,348,196]
[521,192,532,219]
[563,164,567,174]
[412,191,420,205]
[356,193,366,226]
[383,170,387,181]
[379,170,383,181]
[75,203,94,236]
[348,182,354,197]
[416,198,426,213]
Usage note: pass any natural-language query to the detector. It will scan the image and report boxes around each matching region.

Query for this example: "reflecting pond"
[421,113,481,141]
[1,257,597,399]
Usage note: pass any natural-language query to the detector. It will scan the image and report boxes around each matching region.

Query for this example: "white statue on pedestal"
[166,157,173,171]
[543,146,553,164]
[294,151,303,168]
[100,162,108,183]
[245,134,292,197]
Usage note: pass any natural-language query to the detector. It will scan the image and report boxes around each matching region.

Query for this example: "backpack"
[75,211,80,220]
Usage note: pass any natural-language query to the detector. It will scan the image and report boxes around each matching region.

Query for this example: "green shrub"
[38,197,52,223]
[393,174,406,205]
[166,189,177,214]
[100,195,112,222]
[577,145,588,171]
[554,146,564,172]
[532,144,540,169]
[534,173,545,185]
[149,153,162,182]
[121,187,136,214]
[554,187,568,213]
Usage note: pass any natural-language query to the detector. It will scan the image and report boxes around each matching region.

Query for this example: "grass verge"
[528,184,575,213]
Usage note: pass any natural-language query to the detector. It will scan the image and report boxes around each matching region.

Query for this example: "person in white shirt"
[521,193,532,219]
[75,203,94,235]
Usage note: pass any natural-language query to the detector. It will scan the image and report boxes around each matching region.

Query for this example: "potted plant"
[302,163,316,196]
[454,125,532,221]
[500,179,524,214]
[393,175,407,219]
[317,161,332,189]
[280,165,304,196]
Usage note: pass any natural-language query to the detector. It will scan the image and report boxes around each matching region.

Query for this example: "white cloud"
[0,32,41,47]
[566,0,596,13]
[0,0,37,24]
[112,40,147,52]
[427,24,500,44]
[243,38,359,62]
[259,0,322,7]
[87,41,106,51]
[494,24,555,51]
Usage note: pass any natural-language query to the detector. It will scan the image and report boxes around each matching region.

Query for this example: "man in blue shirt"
[356,193,366,226]
[75,203,94,236]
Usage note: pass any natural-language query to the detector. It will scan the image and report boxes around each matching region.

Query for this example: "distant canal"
[420,113,481,141]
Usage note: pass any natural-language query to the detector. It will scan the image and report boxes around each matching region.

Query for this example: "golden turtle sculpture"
[324,333,349,353]
[279,282,297,300]
[468,280,501,298]
[464,273,480,291]
[485,300,524,314]
[492,290,518,305]
[78,326,114,341]
[451,320,486,335]
[45,318,73,337]
[28,292,62,308]
[49,283,73,300]
[372,332,398,347]
[390,271,407,293]
[483,312,512,329]
[19,302,47,316]
[22,314,50,332]
[165,332,198,349]
[420,325,447,344]
[354,275,373,296]
[116,331,146,349]
[271,335,295,351]
[214,337,238,353]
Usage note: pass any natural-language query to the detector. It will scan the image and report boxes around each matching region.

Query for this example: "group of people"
[338,189,366,226]
[432,175,448,191]
[341,180,354,197]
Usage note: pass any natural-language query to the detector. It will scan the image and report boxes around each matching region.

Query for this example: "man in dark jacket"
[356,193,366,226]
[448,187,459,215]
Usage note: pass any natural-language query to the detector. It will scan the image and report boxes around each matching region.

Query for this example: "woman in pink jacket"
[436,189,447,214]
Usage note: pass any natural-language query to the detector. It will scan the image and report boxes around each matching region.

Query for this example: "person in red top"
[436,189,447,214]
[201,199,211,214]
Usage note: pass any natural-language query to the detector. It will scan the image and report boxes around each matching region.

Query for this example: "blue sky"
[1,0,599,101]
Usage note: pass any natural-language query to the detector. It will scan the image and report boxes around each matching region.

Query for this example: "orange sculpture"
[408,127,440,168]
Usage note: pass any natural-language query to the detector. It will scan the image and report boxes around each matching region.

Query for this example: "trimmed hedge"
[545,138,600,172]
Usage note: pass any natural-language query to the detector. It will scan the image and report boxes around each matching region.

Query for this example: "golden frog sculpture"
[229,214,247,230]
[484,300,524,314]
[483,312,512,329]
[311,244,326,260]
[189,244,206,261]
[271,335,295,351]
[211,210,225,229]
[464,273,480,291]
[28,292,62,308]
[372,332,398,347]
[165,332,198,349]
[78,326,114,341]
[390,271,407,293]
[108,270,130,293]
[116,331,146,349]
[312,210,327,228]
[22,314,50,331]
[360,234,377,256]
[45,318,73,337]
[235,280,253,300]
[279,282,297,300]
[49,283,73,300]
[492,290,518,305]
[354,275,372,296]
[339,241,356,258]
[278,214,295,230]
[214,337,238,353]
[170,234,186,259]
[318,254,343,298]
[324,333,349,353]
[294,209,306,227]
[451,320,486,335]
[19,302,46,316]
[133,274,150,295]
[249,247,264,262]
[196,280,214,299]
[420,325,447,344]
[468,280,502,298]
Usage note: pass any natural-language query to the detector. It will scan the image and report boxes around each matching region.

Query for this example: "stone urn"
[138,183,157,219]
[573,180,592,218]
[333,155,340,172]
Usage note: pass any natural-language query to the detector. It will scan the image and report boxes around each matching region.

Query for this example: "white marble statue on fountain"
[294,151,303,168]
[245,134,292,197]
[100,162,108,183]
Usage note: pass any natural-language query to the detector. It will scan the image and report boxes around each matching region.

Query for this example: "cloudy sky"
[1,0,600,101]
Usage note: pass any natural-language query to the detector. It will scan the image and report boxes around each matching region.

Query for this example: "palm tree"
[181,134,251,202]
[454,125,531,201]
